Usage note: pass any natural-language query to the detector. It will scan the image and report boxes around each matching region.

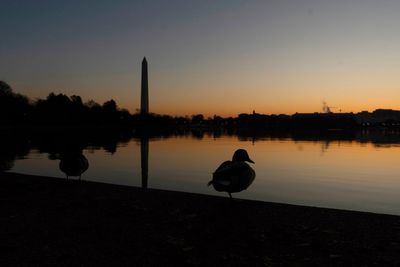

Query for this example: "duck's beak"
[247,158,255,164]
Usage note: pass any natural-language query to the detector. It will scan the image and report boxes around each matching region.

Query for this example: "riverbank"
[1,172,400,266]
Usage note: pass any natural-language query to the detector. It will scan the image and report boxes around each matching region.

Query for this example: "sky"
[1,0,400,116]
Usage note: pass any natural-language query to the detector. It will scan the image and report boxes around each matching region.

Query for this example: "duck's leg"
[228,192,233,199]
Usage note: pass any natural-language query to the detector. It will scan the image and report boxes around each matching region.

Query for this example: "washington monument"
[141,57,149,114]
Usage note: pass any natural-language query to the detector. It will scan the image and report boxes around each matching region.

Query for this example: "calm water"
[8,134,400,216]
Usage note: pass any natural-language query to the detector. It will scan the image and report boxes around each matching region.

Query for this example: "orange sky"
[3,1,400,117]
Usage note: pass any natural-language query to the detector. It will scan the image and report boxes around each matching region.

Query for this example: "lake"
[6,132,400,216]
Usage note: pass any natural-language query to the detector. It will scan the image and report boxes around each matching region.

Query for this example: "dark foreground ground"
[1,172,400,267]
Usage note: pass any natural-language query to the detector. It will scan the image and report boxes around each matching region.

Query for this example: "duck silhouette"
[59,151,89,180]
[208,149,256,199]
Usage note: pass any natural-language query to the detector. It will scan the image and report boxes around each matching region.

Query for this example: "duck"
[208,149,256,199]
[59,151,89,180]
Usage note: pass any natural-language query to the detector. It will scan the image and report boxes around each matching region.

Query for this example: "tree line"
[1,80,362,130]
[0,81,136,127]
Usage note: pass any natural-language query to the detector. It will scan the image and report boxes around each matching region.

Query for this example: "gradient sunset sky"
[2,0,400,116]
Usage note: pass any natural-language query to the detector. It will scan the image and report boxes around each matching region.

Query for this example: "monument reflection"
[140,137,149,189]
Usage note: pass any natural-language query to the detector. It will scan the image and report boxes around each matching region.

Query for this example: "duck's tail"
[207,180,213,186]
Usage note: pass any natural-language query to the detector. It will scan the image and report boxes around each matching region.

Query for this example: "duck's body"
[59,153,89,180]
[208,149,256,198]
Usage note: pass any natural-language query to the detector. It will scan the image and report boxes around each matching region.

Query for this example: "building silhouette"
[141,57,149,114]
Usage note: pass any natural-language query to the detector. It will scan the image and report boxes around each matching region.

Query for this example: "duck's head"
[232,149,255,163]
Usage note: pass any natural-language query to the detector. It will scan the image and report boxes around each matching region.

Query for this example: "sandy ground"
[1,172,400,267]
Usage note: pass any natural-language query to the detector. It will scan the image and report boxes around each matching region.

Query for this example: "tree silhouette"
[0,81,12,96]
[0,81,31,124]
[102,99,117,113]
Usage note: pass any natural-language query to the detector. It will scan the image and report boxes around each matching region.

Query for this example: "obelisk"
[141,57,149,114]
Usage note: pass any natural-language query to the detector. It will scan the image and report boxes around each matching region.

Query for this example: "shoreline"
[1,172,400,266]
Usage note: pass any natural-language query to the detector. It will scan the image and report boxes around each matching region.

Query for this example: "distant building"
[355,109,400,125]
[141,57,149,114]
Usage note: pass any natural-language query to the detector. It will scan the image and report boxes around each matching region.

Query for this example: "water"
[7,133,400,216]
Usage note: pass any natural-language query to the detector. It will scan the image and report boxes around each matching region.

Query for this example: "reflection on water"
[140,137,148,189]
[4,129,400,215]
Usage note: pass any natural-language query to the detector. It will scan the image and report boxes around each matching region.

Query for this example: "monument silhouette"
[141,57,149,114]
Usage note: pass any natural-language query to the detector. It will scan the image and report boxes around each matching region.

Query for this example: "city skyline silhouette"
[2,1,400,116]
